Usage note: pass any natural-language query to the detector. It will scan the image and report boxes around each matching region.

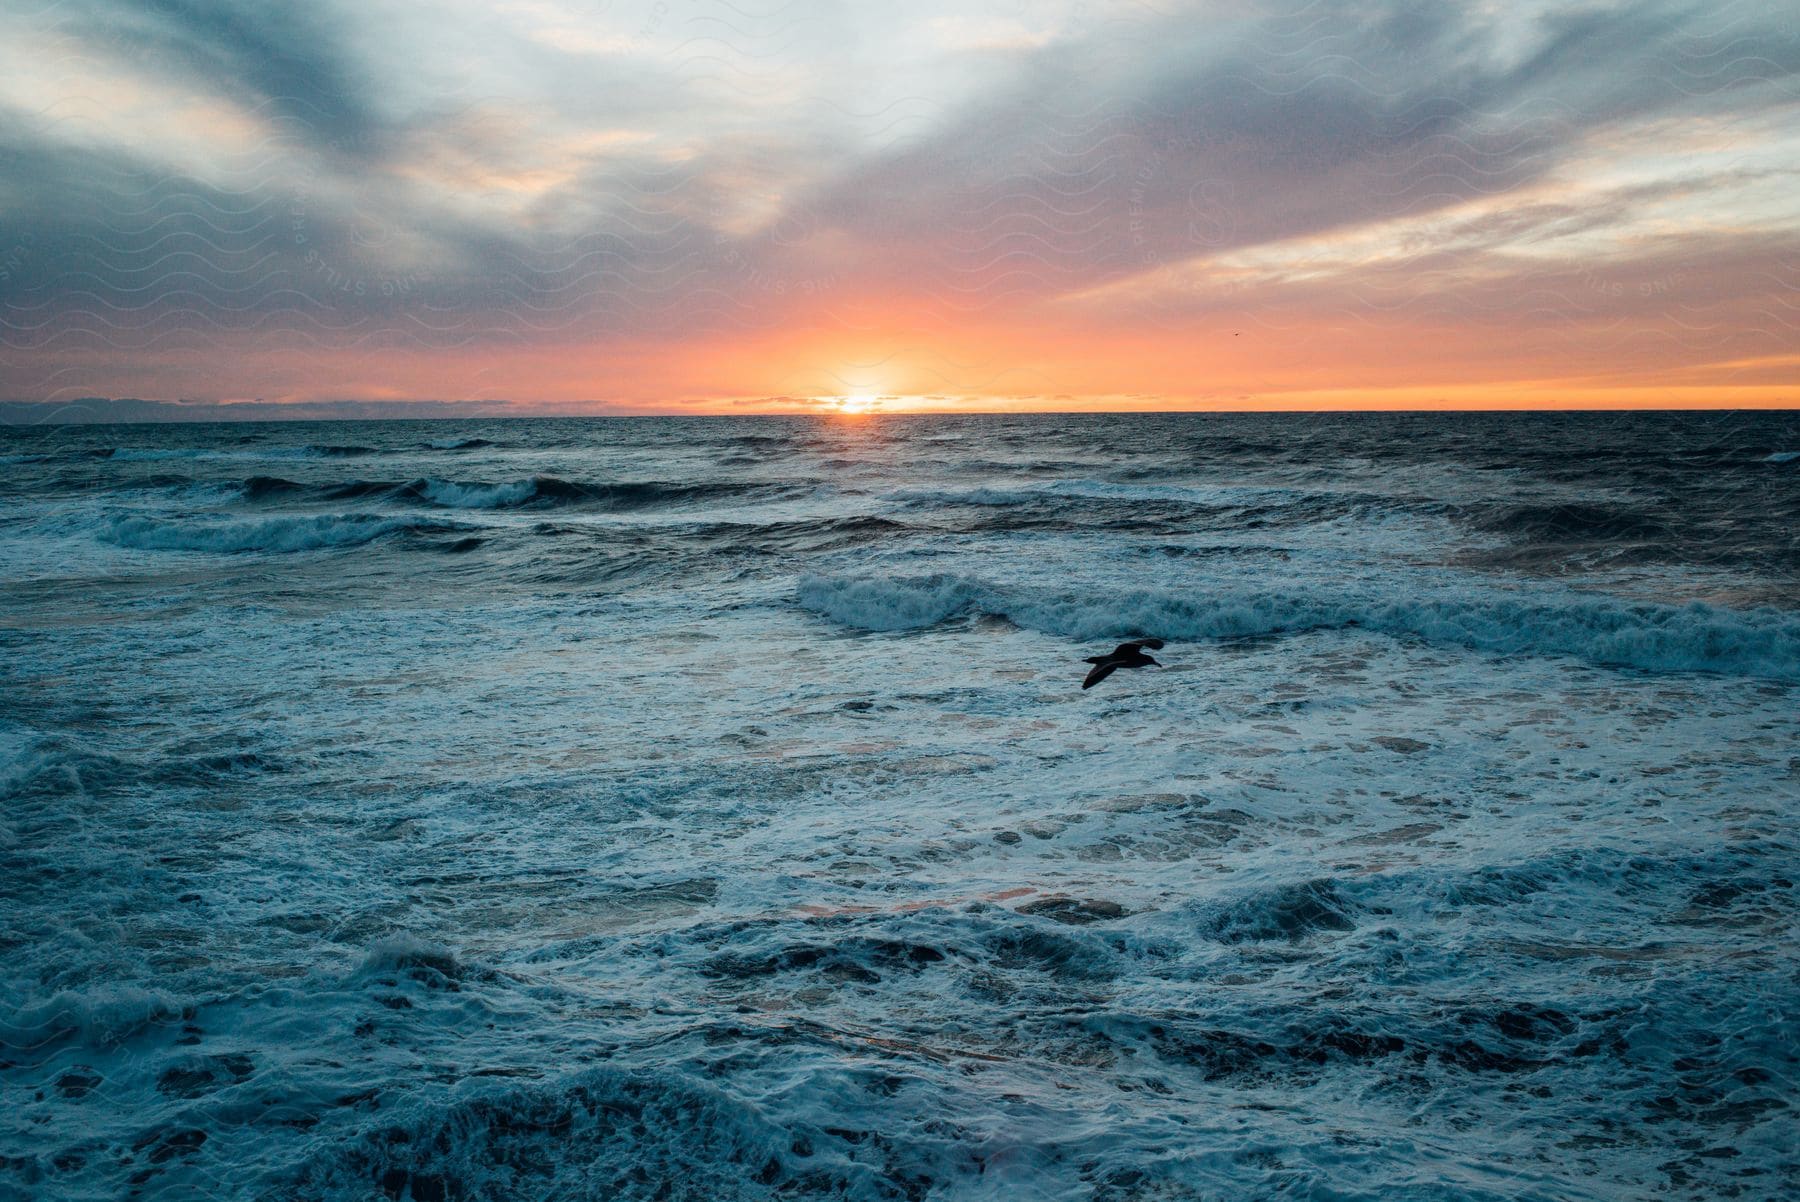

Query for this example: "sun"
[835,393,880,414]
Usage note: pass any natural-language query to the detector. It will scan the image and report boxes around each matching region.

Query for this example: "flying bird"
[1081,638,1165,689]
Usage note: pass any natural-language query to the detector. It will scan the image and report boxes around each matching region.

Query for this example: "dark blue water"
[2,412,1797,1200]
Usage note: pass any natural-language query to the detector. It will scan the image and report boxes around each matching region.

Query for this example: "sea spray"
[797,572,1800,679]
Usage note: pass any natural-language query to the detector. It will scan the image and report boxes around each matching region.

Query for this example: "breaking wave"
[314,476,813,511]
[283,1067,885,1202]
[98,444,377,462]
[0,985,187,1052]
[100,513,465,553]
[409,477,545,509]
[796,572,1800,679]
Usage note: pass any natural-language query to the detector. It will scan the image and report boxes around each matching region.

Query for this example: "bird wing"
[1111,638,1164,656]
[1082,660,1119,689]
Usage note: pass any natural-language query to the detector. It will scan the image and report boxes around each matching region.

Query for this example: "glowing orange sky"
[1,0,1796,414]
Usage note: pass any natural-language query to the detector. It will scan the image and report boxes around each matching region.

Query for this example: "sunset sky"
[1,0,1796,414]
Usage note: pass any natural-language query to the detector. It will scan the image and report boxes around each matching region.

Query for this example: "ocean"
[1,411,1796,1201]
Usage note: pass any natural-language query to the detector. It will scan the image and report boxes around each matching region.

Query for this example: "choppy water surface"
[2,412,1797,1201]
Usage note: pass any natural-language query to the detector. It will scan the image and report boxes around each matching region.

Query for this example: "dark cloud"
[791,0,1800,311]
[70,0,380,147]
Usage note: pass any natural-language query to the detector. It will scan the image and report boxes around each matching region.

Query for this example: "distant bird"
[1081,638,1165,689]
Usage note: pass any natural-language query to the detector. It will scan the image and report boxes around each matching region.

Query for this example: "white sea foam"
[414,477,542,508]
[797,572,1800,678]
[0,984,185,1051]
[100,513,451,553]
[7,413,1797,1202]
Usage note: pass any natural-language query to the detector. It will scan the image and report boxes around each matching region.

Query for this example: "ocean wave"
[1201,879,1359,943]
[0,728,280,801]
[410,477,545,508]
[889,478,1238,507]
[100,513,464,553]
[721,433,801,448]
[425,437,498,450]
[1472,502,1668,544]
[940,458,1102,474]
[350,934,520,991]
[889,485,1045,507]
[1767,451,1798,464]
[242,475,309,500]
[97,447,204,462]
[0,726,91,800]
[795,572,1800,679]
[283,1067,814,1202]
[884,480,1416,533]
[685,514,912,552]
[318,476,812,511]
[314,477,555,508]
[0,984,186,1052]
[99,443,377,462]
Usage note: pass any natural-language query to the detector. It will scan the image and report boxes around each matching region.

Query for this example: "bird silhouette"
[1081,638,1165,689]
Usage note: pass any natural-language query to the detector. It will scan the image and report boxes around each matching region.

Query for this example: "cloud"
[0,0,1795,406]
[789,0,1800,307]
[0,395,518,424]
[63,0,382,148]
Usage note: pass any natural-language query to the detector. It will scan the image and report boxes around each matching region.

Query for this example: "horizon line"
[3,396,1796,426]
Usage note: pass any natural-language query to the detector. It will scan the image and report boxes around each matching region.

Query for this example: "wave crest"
[100,444,376,462]
[373,476,809,511]
[102,513,461,553]
[409,477,545,509]
[0,985,186,1052]
[285,1068,807,1202]
[796,573,1800,679]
